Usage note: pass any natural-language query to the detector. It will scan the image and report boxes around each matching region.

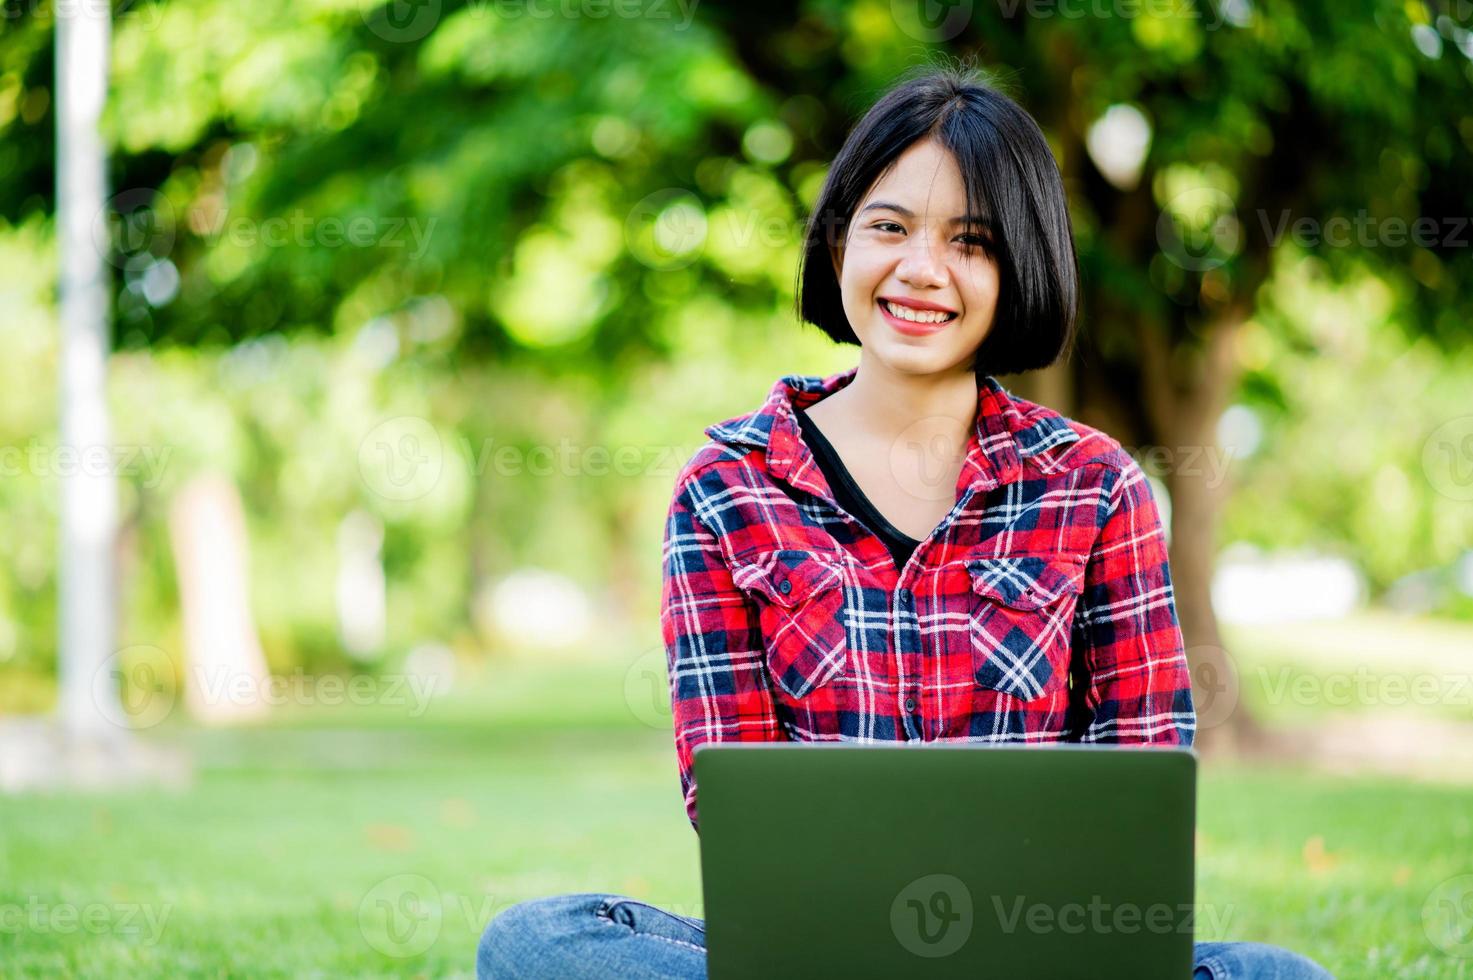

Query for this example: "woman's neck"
[811,357,978,450]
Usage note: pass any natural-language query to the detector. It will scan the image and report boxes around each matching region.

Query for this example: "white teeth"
[882,300,955,323]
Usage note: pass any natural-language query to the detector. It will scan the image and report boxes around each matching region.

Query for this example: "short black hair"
[796,61,1080,376]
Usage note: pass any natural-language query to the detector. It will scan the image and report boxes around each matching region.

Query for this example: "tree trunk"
[1137,307,1274,758]
[168,474,272,724]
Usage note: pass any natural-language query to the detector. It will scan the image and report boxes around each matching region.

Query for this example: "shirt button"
[779,580,792,594]
[903,696,917,713]
[898,587,913,604]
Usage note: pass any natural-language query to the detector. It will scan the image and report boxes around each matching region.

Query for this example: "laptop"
[693,742,1197,979]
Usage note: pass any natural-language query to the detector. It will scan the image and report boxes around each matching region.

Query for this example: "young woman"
[478,66,1335,980]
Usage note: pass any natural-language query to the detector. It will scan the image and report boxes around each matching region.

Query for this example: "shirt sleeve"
[1072,457,1197,745]
[659,472,787,831]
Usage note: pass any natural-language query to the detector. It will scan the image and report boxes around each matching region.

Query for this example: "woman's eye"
[871,222,989,250]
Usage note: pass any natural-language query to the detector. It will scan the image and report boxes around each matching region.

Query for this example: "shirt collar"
[703,365,1082,503]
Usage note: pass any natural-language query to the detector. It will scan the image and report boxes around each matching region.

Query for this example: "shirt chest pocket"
[965,554,1087,702]
[729,550,848,701]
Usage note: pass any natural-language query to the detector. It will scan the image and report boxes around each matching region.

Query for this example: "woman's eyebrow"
[859,201,993,227]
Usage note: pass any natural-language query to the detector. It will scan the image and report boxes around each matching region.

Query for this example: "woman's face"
[830,138,1000,376]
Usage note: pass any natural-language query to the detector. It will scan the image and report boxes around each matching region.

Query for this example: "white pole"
[55,0,119,739]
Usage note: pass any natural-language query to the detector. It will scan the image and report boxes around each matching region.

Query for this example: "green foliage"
[1,2,1471,684]
[1221,248,1473,595]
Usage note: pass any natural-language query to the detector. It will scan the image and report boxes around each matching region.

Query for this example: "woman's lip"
[878,298,955,336]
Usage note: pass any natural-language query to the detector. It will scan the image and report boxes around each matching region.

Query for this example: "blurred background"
[2,0,1473,976]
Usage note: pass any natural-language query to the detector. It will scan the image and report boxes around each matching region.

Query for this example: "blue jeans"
[477,892,1336,979]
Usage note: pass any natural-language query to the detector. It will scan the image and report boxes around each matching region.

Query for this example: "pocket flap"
[730,550,843,609]
[966,554,1086,610]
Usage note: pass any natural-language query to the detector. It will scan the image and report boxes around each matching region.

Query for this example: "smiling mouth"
[878,298,958,328]
[872,297,954,324]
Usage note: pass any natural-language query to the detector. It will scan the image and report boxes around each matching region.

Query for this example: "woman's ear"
[829,243,843,283]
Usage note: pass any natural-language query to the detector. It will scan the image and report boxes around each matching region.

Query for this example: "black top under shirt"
[794,406,922,571]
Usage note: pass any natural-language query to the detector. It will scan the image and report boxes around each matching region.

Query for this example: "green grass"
[2,655,1472,978]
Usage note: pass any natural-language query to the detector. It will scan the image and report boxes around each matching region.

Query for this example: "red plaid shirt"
[659,365,1196,830]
